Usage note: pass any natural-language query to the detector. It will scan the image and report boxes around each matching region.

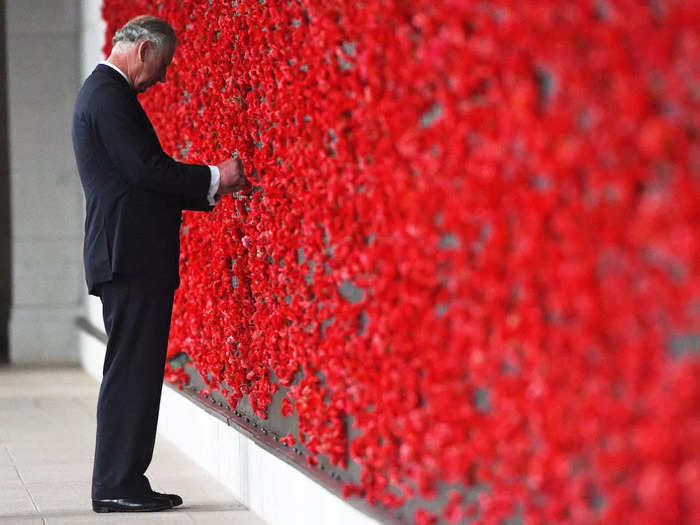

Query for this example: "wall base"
[78,316,380,525]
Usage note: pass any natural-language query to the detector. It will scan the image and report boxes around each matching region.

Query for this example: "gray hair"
[112,15,177,52]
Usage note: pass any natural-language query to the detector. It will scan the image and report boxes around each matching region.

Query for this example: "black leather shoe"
[92,494,174,513]
[150,489,183,507]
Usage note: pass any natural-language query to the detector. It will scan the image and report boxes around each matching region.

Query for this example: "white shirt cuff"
[207,165,221,205]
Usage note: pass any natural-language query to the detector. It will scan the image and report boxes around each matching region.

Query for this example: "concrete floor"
[0,364,267,524]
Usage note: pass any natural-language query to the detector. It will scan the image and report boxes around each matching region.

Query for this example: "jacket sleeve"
[90,86,211,199]
[178,165,220,211]
[179,195,216,211]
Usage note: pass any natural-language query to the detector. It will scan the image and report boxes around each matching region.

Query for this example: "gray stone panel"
[12,239,83,308]
[11,171,83,239]
[9,307,79,363]
[7,34,79,176]
[6,0,80,36]
[6,2,83,364]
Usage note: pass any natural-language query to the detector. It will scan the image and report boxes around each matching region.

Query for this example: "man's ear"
[138,40,151,62]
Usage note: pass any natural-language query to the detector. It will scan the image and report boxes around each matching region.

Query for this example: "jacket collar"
[95,62,134,92]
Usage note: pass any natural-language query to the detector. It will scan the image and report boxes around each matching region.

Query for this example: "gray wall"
[7,0,83,363]
[0,1,10,364]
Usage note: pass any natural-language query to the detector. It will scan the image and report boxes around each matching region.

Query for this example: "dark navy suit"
[72,63,214,499]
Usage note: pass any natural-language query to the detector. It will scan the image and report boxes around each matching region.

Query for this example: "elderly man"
[72,15,247,513]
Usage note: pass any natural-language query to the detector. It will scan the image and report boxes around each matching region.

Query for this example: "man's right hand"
[217,157,250,195]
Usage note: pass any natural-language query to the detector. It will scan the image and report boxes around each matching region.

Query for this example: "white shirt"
[99,60,220,206]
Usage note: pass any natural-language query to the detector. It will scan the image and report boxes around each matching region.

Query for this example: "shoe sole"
[92,501,173,513]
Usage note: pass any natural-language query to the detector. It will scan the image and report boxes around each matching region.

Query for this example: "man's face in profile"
[134,42,174,93]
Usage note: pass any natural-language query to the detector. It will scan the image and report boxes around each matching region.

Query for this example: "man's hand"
[217,157,250,195]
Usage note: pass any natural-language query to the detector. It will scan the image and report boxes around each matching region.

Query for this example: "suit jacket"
[72,63,214,296]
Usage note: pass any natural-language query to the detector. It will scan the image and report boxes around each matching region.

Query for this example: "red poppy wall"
[102,1,700,523]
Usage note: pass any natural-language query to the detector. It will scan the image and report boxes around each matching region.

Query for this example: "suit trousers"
[91,274,176,499]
